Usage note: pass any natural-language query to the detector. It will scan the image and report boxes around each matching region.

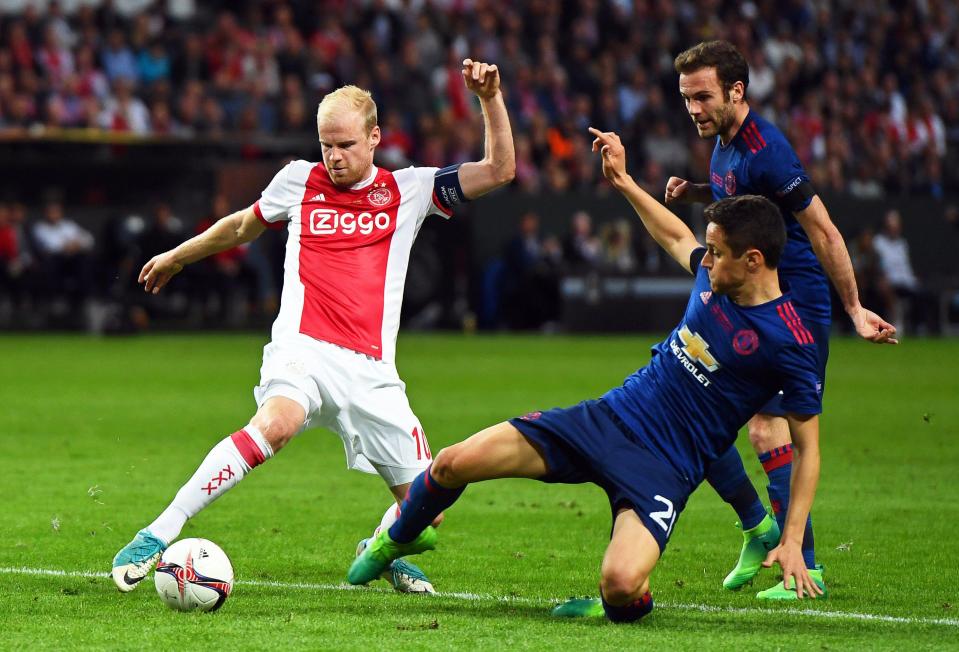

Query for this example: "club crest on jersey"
[367,183,392,207]
[700,291,712,305]
[724,170,737,195]
[732,329,759,355]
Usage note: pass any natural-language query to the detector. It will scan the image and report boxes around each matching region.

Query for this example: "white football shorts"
[253,334,432,486]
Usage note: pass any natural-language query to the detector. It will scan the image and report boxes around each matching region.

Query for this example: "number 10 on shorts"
[412,427,432,461]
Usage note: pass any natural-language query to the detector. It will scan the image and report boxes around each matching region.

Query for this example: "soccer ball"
[154,538,234,612]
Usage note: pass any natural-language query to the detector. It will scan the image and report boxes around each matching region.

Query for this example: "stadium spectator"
[562,210,601,271]
[599,219,636,273]
[873,209,935,335]
[99,77,149,133]
[501,211,561,330]
[100,29,138,84]
[32,195,95,322]
[849,226,894,325]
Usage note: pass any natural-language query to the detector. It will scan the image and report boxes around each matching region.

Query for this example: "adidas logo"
[310,193,325,202]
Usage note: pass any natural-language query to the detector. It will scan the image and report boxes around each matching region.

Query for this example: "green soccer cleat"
[756,566,827,600]
[111,528,167,593]
[551,597,605,618]
[348,527,437,586]
[355,537,435,594]
[722,514,781,590]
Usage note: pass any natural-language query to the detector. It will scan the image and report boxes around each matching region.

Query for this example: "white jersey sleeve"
[255,160,313,225]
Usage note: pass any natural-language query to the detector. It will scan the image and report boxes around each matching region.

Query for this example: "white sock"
[372,502,400,538]
[147,425,272,543]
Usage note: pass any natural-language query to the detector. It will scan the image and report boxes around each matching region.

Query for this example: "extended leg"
[111,397,303,592]
[348,421,547,585]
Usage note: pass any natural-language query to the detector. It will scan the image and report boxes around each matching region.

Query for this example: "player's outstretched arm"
[590,128,701,273]
[456,59,515,199]
[794,197,897,344]
[139,205,265,294]
[762,413,824,599]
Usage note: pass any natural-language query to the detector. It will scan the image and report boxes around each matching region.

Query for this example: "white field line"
[3,566,957,628]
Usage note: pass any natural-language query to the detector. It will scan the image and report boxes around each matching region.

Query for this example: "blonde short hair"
[316,85,378,134]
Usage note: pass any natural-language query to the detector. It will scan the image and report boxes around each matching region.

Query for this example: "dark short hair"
[674,40,750,97]
[704,195,785,268]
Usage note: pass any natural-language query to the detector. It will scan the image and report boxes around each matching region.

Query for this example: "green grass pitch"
[0,333,957,650]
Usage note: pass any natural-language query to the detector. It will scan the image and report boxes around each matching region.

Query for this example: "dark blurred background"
[0,0,956,337]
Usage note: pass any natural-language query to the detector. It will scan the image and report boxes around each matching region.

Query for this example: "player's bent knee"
[428,448,463,487]
[600,567,648,606]
[747,414,790,453]
[252,415,300,452]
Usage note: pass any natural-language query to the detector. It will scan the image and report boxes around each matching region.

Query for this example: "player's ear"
[744,247,763,271]
[729,81,745,104]
[369,125,381,148]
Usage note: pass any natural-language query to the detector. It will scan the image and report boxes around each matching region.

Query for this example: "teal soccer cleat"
[348,527,437,586]
[111,529,167,593]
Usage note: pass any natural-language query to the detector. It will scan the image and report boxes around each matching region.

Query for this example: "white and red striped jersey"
[253,161,453,364]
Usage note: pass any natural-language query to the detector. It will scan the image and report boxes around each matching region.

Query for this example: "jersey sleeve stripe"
[252,201,285,230]
[741,127,759,154]
[431,190,453,217]
[783,301,815,343]
[748,123,767,148]
[777,303,811,344]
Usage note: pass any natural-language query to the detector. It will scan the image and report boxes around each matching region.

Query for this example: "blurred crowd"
[0,0,958,197]
[1,0,958,333]
[0,191,280,331]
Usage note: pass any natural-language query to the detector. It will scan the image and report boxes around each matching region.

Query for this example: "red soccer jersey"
[253,162,451,363]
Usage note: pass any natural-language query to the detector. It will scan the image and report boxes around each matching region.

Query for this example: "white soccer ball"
[154,538,234,612]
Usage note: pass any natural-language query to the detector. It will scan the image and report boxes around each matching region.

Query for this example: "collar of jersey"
[347,166,378,191]
[722,288,791,311]
[718,110,755,152]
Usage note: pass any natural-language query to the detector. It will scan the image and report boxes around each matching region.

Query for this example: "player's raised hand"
[588,127,628,186]
[139,251,184,295]
[850,306,899,344]
[462,59,500,99]
[762,542,824,600]
[665,176,691,204]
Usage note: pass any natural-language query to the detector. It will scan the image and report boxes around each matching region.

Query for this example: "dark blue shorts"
[509,399,693,553]
[759,318,830,416]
